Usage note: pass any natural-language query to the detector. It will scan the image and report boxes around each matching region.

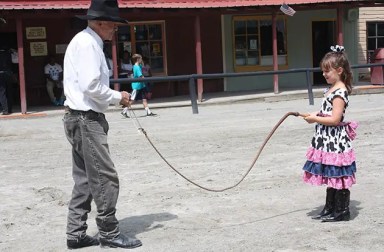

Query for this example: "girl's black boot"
[312,187,336,220]
[321,189,350,222]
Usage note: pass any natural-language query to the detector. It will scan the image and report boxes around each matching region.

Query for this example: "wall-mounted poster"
[26,27,46,39]
[30,42,48,56]
[56,44,68,54]
[152,43,160,55]
[250,39,257,50]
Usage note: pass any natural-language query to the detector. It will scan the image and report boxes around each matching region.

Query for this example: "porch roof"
[0,0,376,10]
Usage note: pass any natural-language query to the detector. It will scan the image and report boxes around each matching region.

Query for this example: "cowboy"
[63,0,142,249]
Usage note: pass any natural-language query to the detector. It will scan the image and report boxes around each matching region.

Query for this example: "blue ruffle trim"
[303,161,356,177]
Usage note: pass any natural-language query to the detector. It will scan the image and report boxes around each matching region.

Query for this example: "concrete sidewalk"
[1,84,383,119]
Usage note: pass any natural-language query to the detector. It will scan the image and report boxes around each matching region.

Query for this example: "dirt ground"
[0,93,383,252]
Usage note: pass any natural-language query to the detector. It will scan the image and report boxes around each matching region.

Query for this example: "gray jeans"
[63,109,120,240]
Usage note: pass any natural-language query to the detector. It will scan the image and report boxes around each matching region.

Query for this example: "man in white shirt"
[63,0,142,249]
[44,56,65,105]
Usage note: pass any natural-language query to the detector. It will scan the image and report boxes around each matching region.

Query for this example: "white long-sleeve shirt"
[63,27,121,113]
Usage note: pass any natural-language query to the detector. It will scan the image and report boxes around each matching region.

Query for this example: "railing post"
[189,77,199,114]
[305,69,314,105]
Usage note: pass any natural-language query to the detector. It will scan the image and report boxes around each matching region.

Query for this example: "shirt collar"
[85,26,103,49]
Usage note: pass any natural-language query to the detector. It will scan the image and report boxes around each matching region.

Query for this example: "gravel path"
[0,93,383,251]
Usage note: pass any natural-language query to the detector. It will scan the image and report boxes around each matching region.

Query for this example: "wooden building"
[357,6,384,81]
[0,0,383,113]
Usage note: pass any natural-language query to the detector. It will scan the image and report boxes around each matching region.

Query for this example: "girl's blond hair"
[131,53,142,63]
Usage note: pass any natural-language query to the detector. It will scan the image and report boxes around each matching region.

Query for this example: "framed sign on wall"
[30,42,48,56]
[26,27,46,40]
[56,44,68,54]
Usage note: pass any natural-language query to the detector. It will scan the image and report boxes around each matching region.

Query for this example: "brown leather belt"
[64,106,102,116]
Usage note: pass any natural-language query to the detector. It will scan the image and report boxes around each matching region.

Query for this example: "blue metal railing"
[110,62,384,114]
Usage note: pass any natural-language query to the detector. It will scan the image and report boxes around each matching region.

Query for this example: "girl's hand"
[297,112,310,117]
[304,113,317,124]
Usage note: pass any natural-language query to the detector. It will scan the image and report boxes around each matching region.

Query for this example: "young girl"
[302,45,357,222]
[121,53,155,117]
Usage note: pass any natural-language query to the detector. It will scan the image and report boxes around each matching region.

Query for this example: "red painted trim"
[111,34,120,91]
[195,15,203,101]
[0,0,374,10]
[272,12,279,94]
[337,5,344,45]
[16,19,27,114]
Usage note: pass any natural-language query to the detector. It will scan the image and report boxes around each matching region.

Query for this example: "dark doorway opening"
[0,32,19,107]
[312,21,336,85]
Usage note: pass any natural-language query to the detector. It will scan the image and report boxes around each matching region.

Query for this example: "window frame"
[366,21,384,63]
[117,20,167,76]
[232,15,288,72]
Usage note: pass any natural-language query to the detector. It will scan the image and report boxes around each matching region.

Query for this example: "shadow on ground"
[119,212,178,236]
[306,200,361,220]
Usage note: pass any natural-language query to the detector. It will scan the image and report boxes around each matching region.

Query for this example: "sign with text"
[26,27,46,39]
[30,42,48,56]
[55,44,68,54]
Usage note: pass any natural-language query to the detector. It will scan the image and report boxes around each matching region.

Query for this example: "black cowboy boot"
[312,187,336,219]
[321,189,350,222]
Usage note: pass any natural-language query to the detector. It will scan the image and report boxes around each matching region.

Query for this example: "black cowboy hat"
[76,0,128,24]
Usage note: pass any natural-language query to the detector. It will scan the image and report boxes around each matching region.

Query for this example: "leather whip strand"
[128,108,306,192]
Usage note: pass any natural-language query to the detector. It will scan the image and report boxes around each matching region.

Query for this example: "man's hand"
[119,91,131,107]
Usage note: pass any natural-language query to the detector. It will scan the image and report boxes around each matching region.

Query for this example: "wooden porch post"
[111,33,120,91]
[272,12,279,94]
[337,5,344,45]
[194,15,203,102]
[16,18,27,114]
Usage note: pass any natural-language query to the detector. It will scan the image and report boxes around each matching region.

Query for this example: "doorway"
[312,21,336,85]
[0,32,19,106]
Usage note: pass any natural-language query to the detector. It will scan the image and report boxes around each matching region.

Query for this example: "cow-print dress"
[302,88,356,189]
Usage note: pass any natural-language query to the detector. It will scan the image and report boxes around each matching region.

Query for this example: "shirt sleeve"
[133,65,143,78]
[76,42,121,105]
[44,65,49,75]
[332,89,349,105]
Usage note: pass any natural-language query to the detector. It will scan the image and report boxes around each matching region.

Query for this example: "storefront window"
[233,16,287,71]
[367,22,384,63]
[117,21,166,75]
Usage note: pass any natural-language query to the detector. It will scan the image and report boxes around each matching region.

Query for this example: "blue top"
[131,64,146,90]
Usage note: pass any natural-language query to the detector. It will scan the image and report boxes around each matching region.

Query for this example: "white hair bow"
[330,45,345,52]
